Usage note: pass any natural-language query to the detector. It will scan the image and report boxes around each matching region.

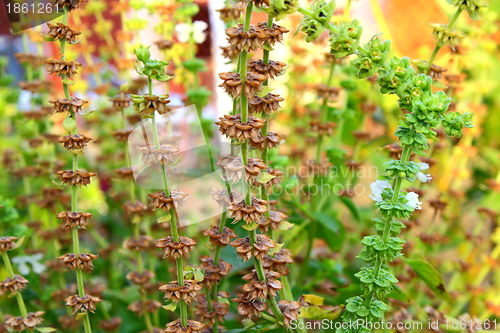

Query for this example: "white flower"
[175,21,208,44]
[12,253,46,275]
[417,162,432,183]
[369,180,392,202]
[406,192,422,210]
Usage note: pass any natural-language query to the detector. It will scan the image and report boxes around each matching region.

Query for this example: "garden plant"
[1,0,499,332]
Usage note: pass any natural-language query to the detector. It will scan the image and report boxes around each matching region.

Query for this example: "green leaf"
[268,242,284,256]
[404,255,454,304]
[162,303,177,312]
[256,172,275,184]
[75,312,87,320]
[339,196,361,222]
[61,78,75,85]
[278,221,294,230]
[36,328,57,332]
[242,223,259,231]
[302,294,324,306]
[313,212,346,251]
[193,270,204,282]
[13,235,25,250]
[298,305,343,320]
[41,35,56,42]
[157,214,171,223]
[432,80,448,89]
[256,86,274,98]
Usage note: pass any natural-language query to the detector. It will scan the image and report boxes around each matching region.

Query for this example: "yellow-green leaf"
[268,243,284,255]
[256,172,276,184]
[157,214,171,223]
[405,255,454,304]
[298,305,343,320]
[162,303,177,312]
[302,294,324,306]
[242,222,259,231]
[36,328,57,333]
[75,312,87,321]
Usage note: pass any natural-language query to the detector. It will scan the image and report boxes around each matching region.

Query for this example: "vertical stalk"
[362,144,411,310]
[148,78,188,327]
[301,60,336,281]
[1,251,28,318]
[237,2,284,323]
[58,6,92,333]
[427,7,462,70]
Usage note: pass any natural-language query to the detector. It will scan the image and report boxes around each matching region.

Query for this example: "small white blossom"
[417,162,432,183]
[406,192,422,210]
[175,21,208,44]
[12,253,46,275]
[369,180,392,202]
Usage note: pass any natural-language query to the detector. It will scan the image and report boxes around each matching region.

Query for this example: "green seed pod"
[63,116,77,134]
[134,45,151,63]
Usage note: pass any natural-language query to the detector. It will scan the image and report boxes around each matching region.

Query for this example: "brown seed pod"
[55,170,97,187]
[199,256,232,289]
[247,60,287,79]
[57,253,99,270]
[225,24,268,53]
[241,270,283,300]
[65,294,102,313]
[203,226,237,247]
[49,97,88,114]
[195,295,229,325]
[57,211,92,229]
[148,190,188,212]
[216,114,266,142]
[45,59,82,77]
[257,210,287,232]
[248,93,285,114]
[218,72,268,98]
[159,280,202,304]
[228,197,269,224]
[123,235,155,252]
[277,300,301,327]
[127,300,162,316]
[126,270,155,286]
[46,22,81,43]
[247,131,284,150]
[231,294,268,319]
[165,319,205,333]
[230,234,276,262]
[0,237,18,252]
[5,311,44,332]
[99,317,122,332]
[156,236,196,259]
[58,134,92,151]
[0,274,28,293]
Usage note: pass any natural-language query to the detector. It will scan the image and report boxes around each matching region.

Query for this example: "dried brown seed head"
[156,236,196,259]
[159,280,202,304]
[65,294,102,313]
[57,211,92,229]
[57,253,98,270]
[165,319,205,333]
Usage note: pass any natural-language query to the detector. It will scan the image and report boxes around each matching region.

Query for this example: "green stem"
[2,251,28,318]
[149,78,188,327]
[58,5,92,332]
[363,144,412,310]
[237,2,284,325]
[427,7,462,70]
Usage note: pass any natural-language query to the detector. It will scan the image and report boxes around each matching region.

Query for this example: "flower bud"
[63,117,77,133]
[134,46,150,63]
